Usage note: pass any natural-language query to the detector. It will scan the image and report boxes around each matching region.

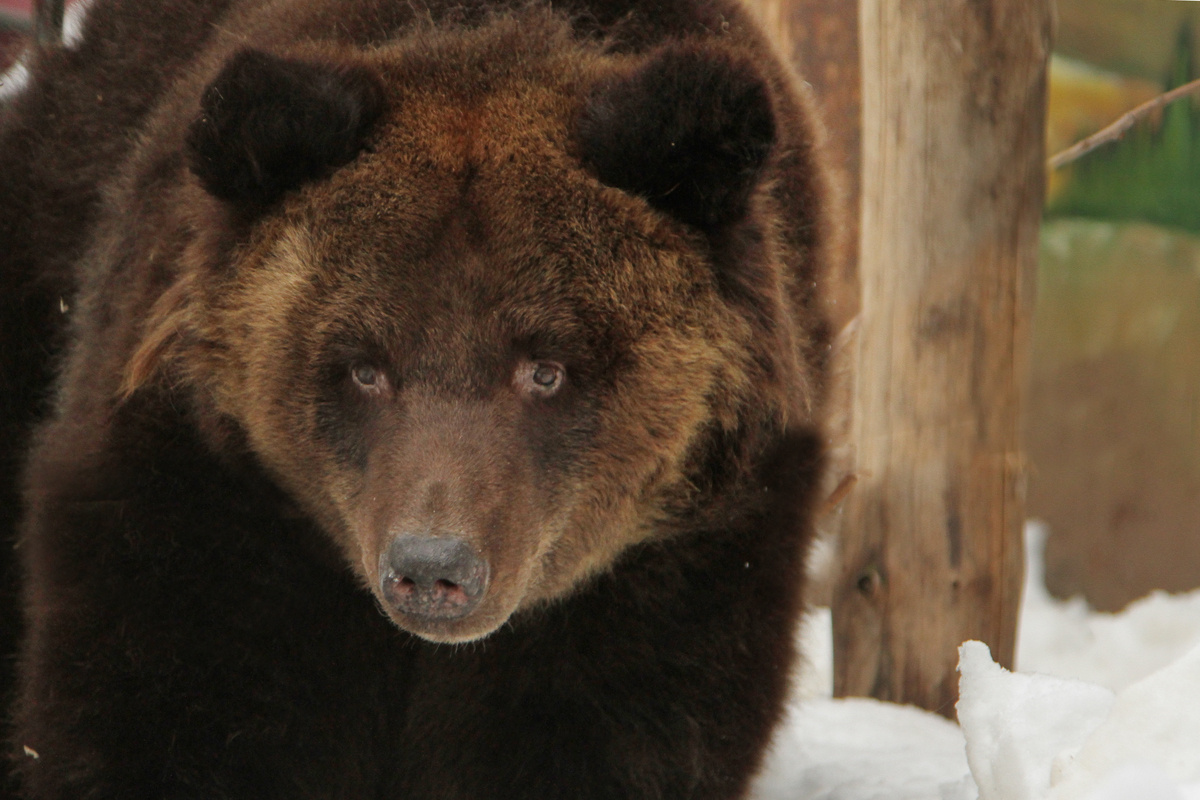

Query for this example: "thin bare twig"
[818,473,858,518]
[1048,77,1200,171]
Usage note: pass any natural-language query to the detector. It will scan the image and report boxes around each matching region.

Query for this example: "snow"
[62,0,96,48]
[957,640,1114,800]
[755,697,976,800]
[1016,527,1200,693]
[0,57,28,101]
[753,522,1200,800]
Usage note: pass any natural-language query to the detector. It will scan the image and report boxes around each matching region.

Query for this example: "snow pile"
[958,640,1200,800]
[754,523,1200,800]
[1016,526,1200,692]
[754,697,976,800]
[956,641,1113,800]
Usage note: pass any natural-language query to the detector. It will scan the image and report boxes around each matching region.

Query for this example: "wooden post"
[831,1,1051,716]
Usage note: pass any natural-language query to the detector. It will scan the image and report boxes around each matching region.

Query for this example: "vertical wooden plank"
[832,0,1051,715]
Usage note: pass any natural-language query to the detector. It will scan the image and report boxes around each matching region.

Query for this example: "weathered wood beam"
[832,0,1051,716]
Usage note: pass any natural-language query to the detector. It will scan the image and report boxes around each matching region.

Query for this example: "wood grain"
[831,0,1051,716]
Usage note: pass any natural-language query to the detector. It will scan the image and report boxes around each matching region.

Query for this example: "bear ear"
[186,49,385,208]
[576,42,777,232]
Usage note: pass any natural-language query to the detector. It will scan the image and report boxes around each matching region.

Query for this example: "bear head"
[125,15,821,644]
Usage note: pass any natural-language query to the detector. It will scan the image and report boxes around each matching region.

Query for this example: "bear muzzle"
[379,534,490,622]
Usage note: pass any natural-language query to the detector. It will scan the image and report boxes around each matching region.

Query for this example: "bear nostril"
[380,535,489,621]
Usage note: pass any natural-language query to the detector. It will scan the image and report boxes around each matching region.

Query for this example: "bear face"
[123,17,815,645]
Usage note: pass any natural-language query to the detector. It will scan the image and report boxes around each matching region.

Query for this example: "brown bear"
[0,0,836,796]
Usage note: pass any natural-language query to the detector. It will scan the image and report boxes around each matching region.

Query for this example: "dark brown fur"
[0,0,835,796]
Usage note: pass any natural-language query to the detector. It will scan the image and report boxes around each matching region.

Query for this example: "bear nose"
[380,535,489,620]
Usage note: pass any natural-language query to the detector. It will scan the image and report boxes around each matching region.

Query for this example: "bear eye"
[532,364,561,388]
[516,360,565,398]
[351,363,387,393]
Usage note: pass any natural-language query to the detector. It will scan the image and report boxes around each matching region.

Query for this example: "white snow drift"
[754,523,1200,800]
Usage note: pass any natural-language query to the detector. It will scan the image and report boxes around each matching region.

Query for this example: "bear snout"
[379,535,490,621]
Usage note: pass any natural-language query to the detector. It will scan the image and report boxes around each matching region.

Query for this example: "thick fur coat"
[0,0,835,796]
